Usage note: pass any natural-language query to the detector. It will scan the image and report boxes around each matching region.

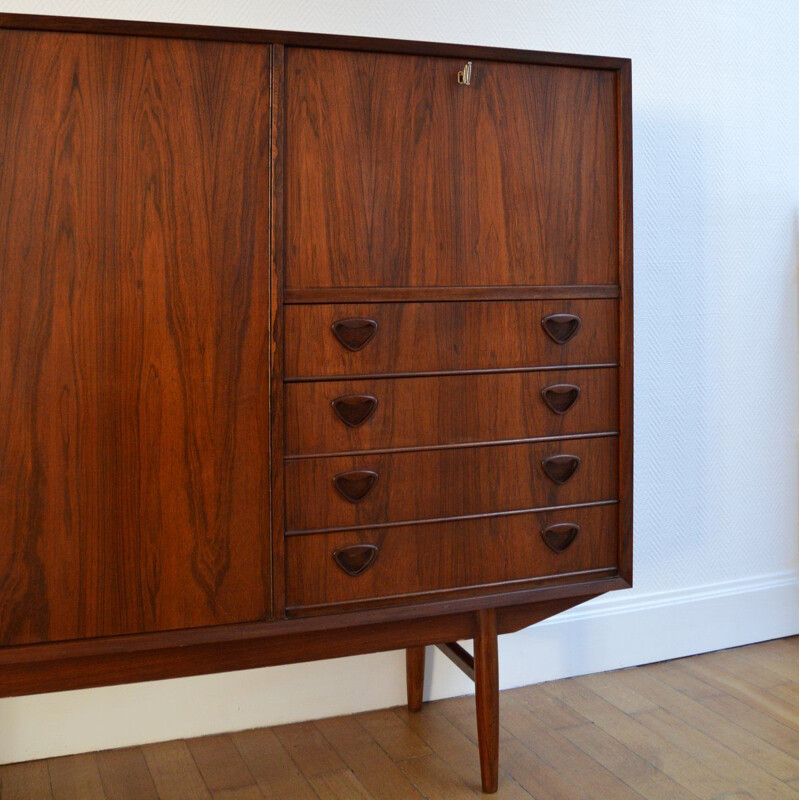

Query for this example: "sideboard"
[0,14,632,792]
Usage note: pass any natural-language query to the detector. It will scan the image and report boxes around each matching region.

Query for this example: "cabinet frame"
[0,11,632,704]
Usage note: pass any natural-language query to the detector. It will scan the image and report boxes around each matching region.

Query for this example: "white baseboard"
[493,569,799,689]
[0,570,796,765]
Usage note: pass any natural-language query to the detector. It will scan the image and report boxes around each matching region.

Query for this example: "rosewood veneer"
[0,14,632,793]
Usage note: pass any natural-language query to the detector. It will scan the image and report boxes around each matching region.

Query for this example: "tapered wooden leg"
[406,646,426,712]
[474,608,499,793]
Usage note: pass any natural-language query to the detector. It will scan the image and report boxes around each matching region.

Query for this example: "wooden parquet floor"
[1,636,797,799]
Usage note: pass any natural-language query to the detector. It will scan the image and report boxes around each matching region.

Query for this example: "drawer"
[286,367,617,456]
[286,504,619,612]
[285,300,618,379]
[285,436,617,532]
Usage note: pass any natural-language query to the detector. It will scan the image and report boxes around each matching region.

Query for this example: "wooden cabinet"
[0,14,632,795]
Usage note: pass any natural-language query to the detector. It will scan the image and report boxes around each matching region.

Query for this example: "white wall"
[0,0,797,764]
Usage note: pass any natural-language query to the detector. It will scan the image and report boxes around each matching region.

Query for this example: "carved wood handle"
[331,318,378,351]
[541,313,582,344]
[333,544,379,576]
[541,384,581,414]
[541,454,581,485]
[541,523,580,553]
[331,394,379,427]
[332,470,379,503]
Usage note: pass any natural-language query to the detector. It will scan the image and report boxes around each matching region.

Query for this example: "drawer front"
[286,504,619,611]
[285,300,618,379]
[286,48,619,288]
[286,368,617,456]
[286,436,617,532]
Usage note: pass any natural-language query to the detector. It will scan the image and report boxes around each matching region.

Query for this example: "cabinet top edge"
[0,12,631,69]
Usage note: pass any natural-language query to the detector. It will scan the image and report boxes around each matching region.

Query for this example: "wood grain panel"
[286,504,619,610]
[285,300,618,379]
[286,437,618,532]
[286,368,617,456]
[0,30,272,645]
[285,48,618,288]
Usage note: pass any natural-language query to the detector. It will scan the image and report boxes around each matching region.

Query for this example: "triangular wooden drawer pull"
[541,313,582,344]
[331,318,378,351]
[331,394,379,427]
[333,544,380,576]
[541,384,581,414]
[541,523,580,553]
[333,470,379,503]
[541,455,581,484]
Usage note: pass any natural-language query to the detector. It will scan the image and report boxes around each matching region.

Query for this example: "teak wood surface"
[0,11,632,795]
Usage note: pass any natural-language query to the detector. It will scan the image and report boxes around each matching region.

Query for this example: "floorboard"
[2,636,796,799]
